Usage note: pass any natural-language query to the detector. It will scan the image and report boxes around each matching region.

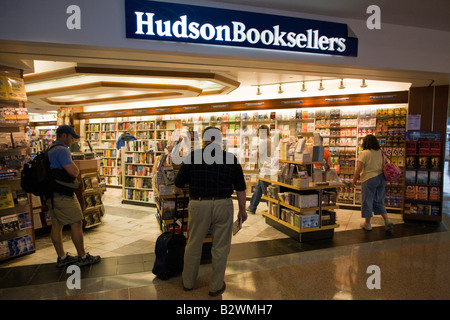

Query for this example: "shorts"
[48,193,84,226]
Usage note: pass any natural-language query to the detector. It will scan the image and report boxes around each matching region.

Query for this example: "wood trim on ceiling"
[27,81,203,105]
[23,66,240,98]
[76,91,409,119]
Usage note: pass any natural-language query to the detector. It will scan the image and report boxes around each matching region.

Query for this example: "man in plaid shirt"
[174,126,247,297]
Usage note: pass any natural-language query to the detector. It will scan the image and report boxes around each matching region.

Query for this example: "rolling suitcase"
[152,194,187,280]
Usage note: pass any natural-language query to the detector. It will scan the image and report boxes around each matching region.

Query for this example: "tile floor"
[0,176,449,301]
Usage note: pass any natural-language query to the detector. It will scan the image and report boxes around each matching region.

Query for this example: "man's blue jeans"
[248,180,270,212]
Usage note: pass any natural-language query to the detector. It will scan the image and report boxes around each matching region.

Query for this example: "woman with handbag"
[352,134,394,232]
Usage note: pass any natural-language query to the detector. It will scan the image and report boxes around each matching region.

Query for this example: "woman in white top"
[353,135,394,232]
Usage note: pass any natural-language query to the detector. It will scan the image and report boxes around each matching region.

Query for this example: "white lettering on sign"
[134,12,347,53]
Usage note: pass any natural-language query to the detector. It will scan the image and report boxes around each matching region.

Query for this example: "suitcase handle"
[173,191,187,236]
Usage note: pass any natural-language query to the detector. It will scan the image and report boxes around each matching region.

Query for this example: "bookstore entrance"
[1,1,449,300]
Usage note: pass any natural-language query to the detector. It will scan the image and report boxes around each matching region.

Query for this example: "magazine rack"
[0,66,35,262]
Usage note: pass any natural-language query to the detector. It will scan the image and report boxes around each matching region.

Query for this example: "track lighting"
[318,80,324,91]
[361,79,368,88]
[256,85,262,95]
[278,83,284,94]
[301,81,307,92]
[339,79,345,89]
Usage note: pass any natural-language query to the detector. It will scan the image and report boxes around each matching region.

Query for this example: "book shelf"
[121,139,156,206]
[0,67,35,261]
[259,159,342,242]
[83,116,180,188]
[403,131,443,222]
[316,106,407,211]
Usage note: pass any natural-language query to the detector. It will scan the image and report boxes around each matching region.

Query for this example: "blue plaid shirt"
[174,147,246,198]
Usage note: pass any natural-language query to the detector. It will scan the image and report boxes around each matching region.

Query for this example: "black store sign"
[125,0,358,57]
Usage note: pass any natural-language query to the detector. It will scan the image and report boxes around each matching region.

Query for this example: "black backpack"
[20,144,59,197]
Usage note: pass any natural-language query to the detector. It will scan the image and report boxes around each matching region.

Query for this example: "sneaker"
[385,221,394,232]
[246,208,255,214]
[361,222,372,231]
[76,253,101,267]
[56,253,78,268]
[209,282,226,297]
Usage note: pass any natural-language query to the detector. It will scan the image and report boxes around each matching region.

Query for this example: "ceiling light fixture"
[301,81,307,92]
[339,79,345,89]
[361,79,368,88]
[278,83,284,94]
[318,80,324,91]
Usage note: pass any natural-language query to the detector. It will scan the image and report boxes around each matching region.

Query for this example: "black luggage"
[152,194,187,280]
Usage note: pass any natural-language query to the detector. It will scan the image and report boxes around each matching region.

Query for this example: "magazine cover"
[1,214,20,233]
[0,185,14,209]
[18,212,32,230]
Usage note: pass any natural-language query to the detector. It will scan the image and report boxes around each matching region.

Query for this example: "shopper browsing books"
[47,125,101,268]
[116,125,137,149]
[174,126,247,297]
[352,134,394,232]
[246,125,278,214]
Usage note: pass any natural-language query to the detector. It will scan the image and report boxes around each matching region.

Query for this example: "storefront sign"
[125,0,358,57]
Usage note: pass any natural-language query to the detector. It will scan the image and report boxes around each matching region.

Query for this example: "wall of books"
[81,103,408,209]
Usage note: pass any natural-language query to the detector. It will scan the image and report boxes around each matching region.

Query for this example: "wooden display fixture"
[259,159,342,243]
[73,159,104,228]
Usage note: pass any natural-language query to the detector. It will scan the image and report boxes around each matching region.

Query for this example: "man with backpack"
[47,125,100,268]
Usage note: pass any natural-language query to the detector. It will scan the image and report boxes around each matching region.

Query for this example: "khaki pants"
[183,198,234,292]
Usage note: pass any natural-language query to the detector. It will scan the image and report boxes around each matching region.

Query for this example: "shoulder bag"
[381,149,402,182]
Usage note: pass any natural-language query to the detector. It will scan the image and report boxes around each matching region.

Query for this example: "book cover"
[232,217,242,236]
[0,133,12,151]
[416,171,428,185]
[429,186,441,201]
[6,77,27,101]
[429,171,442,185]
[0,240,9,259]
[0,185,14,209]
